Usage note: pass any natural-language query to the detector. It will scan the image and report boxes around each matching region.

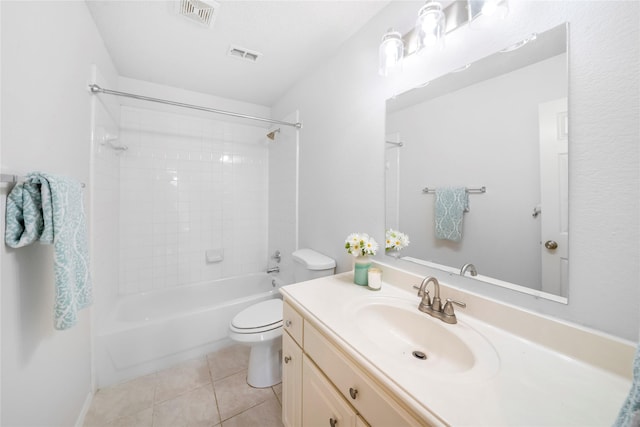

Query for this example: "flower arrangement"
[385,229,410,251]
[345,233,379,257]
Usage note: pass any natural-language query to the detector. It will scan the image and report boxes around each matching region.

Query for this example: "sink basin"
[347,296,499,381]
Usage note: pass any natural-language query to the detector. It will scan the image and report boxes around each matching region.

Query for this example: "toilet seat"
[230,299,283,334]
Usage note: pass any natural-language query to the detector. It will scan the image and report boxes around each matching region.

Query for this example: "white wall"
[0,2,118,426]
[272,1,640,340]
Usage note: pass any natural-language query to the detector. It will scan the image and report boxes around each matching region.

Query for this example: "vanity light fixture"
[415,1,446,51]
[378,0,509,77]
[378,28,405,77]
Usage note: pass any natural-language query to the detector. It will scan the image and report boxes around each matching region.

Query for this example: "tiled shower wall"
[118,106,269,295]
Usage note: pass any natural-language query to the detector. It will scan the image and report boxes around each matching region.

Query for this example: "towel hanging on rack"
[5,172,92,330]
[434,187,468,242]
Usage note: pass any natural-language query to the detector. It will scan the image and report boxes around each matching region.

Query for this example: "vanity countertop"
[280,269,633,426]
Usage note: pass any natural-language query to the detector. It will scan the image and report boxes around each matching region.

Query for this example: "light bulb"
[471,0,509,21]
[482,0,498,16]
[378,29,404,77]
[415,2,445,51]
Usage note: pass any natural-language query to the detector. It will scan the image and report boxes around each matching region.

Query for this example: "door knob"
[545,240,558,250]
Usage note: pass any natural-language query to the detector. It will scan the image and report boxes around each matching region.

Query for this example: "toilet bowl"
[228,298,283,388]
[228,248,336,388]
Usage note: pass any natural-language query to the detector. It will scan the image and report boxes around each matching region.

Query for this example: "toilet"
[292,248,337,283]
[228,248,336,388]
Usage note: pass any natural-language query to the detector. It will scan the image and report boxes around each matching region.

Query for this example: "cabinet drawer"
[283,300,303,346]
[305,322,425,427]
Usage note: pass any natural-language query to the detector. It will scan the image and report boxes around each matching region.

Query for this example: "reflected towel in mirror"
[434,187,468,242]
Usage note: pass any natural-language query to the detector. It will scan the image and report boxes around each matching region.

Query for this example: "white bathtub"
[95,273,282,387]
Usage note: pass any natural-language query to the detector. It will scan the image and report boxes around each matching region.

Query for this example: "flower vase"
[353,256,372,286]
[387,249,401,259]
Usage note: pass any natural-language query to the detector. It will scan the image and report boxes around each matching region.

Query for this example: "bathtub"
[95,273,282,388]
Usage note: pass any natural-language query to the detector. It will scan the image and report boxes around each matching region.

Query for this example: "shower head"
[266,128,281,141]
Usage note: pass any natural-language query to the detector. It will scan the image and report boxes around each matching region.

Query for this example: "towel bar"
[422,186,486,194]
[1,173,85,188]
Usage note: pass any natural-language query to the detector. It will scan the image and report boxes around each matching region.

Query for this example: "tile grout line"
[207,355,224,426]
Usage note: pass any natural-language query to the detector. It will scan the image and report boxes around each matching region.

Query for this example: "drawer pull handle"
[349,387,358,399]
[284,355,291,364]
[285,319,292,327]
[329,418,338,427]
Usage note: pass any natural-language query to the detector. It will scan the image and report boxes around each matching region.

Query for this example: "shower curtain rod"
[88,84,302,129]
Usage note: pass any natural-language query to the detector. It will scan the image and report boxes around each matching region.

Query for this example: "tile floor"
[84,344,283,427]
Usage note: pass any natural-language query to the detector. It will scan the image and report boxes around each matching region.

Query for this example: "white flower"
[385,229,410,251]
[364,238,379,255]
[346,233,360,246]
[345,232,378,256]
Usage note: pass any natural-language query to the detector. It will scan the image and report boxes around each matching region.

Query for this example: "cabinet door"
[282,332,303,427]
[303,355,357,427]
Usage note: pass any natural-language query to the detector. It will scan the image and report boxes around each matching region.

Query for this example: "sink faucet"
[460,263,478,277]
[417,276,442,313]
[415,276,466,324]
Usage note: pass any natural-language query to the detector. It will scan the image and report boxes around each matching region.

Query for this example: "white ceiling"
[86,0,391,106]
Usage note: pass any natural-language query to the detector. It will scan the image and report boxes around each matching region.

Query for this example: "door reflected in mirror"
[385,23,569,301]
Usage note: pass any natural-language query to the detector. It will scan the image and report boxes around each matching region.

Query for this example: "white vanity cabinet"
[282,300,425,427]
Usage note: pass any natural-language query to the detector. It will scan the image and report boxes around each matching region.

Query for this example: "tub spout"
[267,266,280,274]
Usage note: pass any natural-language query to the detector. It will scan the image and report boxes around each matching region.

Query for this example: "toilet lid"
[232,299,283,330]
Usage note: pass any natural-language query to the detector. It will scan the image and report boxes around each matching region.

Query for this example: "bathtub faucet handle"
[272,250,281,263]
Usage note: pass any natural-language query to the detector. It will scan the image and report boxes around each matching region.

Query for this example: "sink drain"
[412,350,427,360]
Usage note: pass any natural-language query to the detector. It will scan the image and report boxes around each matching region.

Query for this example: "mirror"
[385,23,569,301]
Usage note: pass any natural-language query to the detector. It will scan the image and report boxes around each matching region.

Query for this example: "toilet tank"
[292,249,336,283]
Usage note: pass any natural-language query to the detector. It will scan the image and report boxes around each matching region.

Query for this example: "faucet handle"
[413,284,431,302]
[443,298,466,315]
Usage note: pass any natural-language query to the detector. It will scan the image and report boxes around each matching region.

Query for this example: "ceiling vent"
[177,0,220,28]
[227,45,263,63]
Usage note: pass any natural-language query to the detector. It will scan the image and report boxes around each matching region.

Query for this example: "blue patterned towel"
[614,343,640,427]
[5,172,92,330]
[435,187,468,242]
